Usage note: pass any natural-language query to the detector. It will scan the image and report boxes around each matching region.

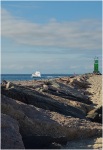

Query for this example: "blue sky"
[1,1,102,74]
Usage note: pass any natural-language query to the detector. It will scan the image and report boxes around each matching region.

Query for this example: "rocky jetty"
[1,74,102,149]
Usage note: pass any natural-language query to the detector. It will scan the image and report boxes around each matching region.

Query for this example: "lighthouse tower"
[93,57,99,74]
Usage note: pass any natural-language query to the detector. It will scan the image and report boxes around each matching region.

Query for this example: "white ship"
[32,71,41,78]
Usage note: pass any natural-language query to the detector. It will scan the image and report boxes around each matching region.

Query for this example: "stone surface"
[62,137,103,149]
[1,113,24,149]
[22,135,65,149]
[1,75,102,149]
[6,81,14,89]
[86,106,102,123]
[1,83,87,119]
[1,95,102,142]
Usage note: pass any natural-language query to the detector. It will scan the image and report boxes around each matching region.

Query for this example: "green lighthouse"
[93,57,99,74]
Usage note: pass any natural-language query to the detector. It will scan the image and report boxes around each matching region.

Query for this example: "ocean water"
[1,74,74,81]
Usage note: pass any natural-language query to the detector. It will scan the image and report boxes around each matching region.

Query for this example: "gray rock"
[71,79,90,89]
[48,84,92,105]
[1,95,102,143]
[1,113,24,149]
[1,83,87,119]
[42,84,48,91]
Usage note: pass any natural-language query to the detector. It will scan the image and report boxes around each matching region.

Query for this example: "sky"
[1,1,102,74]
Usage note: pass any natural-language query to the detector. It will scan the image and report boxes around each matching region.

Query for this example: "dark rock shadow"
[22,135,67,149]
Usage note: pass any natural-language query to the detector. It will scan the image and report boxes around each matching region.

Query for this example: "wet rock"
[1,113,24,149]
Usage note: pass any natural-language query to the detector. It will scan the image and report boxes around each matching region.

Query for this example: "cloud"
[2,3,40,9]
[1,8,102,50]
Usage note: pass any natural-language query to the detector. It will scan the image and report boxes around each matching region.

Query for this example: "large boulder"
[1,80,92,105]
[45,81,92,104]
[1,95,102,143]
[67,75,91,89]
[22,135,66,149]
[70,78,90,89]
[1,113,24,149]
[1,83,87,119]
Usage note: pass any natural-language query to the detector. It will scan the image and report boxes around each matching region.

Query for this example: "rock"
[43,81,92,105]
[43,90,94,115]
[69,76,74,78]
[48,142,62,149]
[1,95,102,144]
[1,76,102,149]
[2,79,92,105]
[86,106,102,123]
[1,113,24,149]
[22,135,64,149]
[42,84,48,91]
[6,81,15,89]
[68,100,94,115]
[1,80,8,89]
[62,137,103,149]
[50,81,60,89]
[2,80,93,115]
[1,80,7,84]
[44,80,53,85]
[48,85,59,92]
[95,106,102,114]
[44,80,60,88]
[71,79,90,89]
[1,84,87,119]
[22,135,53,149]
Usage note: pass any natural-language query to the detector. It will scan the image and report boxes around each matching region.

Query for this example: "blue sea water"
[1,74,74,81]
